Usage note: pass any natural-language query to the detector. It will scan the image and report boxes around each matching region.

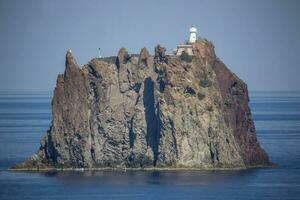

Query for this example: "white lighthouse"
[189,26,197,44]
[174,26,198,56]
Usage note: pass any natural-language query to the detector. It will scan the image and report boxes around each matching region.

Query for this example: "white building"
[189,26,197,43]
[174,26,198,56]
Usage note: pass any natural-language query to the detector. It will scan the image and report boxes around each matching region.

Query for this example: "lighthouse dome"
[189,26,197,33]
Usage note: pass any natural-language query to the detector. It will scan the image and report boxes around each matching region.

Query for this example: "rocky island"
[12,32,270,170]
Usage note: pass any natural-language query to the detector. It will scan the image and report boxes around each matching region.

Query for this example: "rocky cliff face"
[14,39,270,169]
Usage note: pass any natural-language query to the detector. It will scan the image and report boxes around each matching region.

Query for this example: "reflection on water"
[38,170,254,185]
[0,169,268,200]
[0,91,300,200]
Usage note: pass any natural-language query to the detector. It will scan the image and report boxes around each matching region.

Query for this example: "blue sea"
[0,91,300,200]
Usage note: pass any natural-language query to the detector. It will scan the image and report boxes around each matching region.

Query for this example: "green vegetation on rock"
[207,106,213,112]
[184,93,195,98]
[197,92,205,100]
[179,51,193,63]
[199,79,212,88]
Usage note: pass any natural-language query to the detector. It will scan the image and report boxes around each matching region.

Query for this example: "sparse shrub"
[199,79,212,88]
[197,92,205,101]
[184,93,194,98]
[180,51,193,63]
[224,97,232,108]
[184,86,196,98]
[185,86,196,95]
[207,106,213,112]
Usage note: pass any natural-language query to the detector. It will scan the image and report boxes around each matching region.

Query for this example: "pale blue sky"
[0,0,299,91]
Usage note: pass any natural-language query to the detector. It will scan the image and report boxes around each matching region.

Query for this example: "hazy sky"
[0,0,299,91]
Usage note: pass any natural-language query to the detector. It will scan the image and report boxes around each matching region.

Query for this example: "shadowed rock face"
[212,58,269,166]
[14,39,270,169]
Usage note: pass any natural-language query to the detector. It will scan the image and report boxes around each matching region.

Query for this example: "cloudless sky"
[0,0,299,91]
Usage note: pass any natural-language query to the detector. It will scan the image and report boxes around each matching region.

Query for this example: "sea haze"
[0,91,299,200]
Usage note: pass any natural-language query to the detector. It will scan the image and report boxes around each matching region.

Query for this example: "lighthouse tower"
[174,26,198,56]
[189,26,197,44]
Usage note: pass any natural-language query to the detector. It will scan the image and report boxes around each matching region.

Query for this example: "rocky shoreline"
[10,164,277,172]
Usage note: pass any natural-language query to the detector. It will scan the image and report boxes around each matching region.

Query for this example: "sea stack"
[12,35,270,170]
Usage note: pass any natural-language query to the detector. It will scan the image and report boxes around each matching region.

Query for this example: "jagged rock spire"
[138,47,150,67]
[64,49,80,79]
[154,45,167,63]
[116,47,131,70]
[65,49,78,68]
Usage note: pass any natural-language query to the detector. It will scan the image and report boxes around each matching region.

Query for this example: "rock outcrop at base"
[13,39,270,170]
